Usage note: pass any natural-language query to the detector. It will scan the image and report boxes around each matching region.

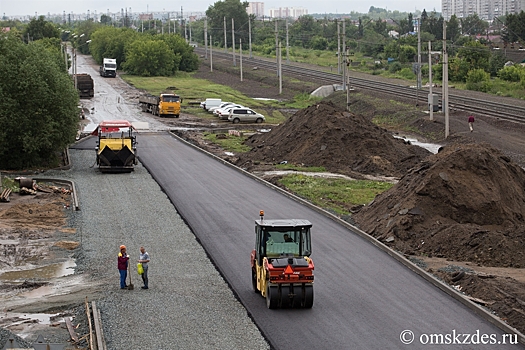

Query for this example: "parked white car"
[216,105,244,119]
[227,108,265,123]
[208,101,233,113]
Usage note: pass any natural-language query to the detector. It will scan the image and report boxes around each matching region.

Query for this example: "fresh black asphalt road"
[113,132,522,349]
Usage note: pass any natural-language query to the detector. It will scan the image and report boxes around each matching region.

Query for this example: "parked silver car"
[216,104,244,119]
[227,108,265,123]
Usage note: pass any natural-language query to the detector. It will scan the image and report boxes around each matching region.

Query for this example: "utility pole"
[428,41,433,121]
[286,19,289,64]
[240,39,243,81]
[416,17,421,106]
[443,21,449,138]
[342,20,346,90]
[337,20,341,74]
[275,20,279,77]
[278,41,282,94]
[232,18,236,66]
[223,17,227,53]
[204,18,208,59]
[248,17,252,58]
[345,49,350,111]
[210,35,213,72]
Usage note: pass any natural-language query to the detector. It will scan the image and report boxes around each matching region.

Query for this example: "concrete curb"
[33,178,80,211]
[165,130,525,345]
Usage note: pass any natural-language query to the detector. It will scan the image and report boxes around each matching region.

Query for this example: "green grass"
[278,174,394,215]
[286,93,323,109]
[122,73,270,109]
[203,132,251,153]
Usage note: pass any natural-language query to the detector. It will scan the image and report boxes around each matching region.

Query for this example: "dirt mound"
[354,142,525,267]
[236,101,431,178]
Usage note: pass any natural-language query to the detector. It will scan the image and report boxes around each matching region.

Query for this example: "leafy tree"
[310,36,328,50]
[72,20,102,54]
[90,27,138,68]
[489,52,506,76]
[460,14,488,36]
[289,16,321,48]
[423,12,443,40]
[22,16,60,43]
[206,0,249,48]
[122,38,176,76]
[0,34,79,169]
[447,15,461,43]
[457,40,490,71]
[502,11,525,43]
[157,34,199,72]
[373,18,387,36]
[100,14,112,26]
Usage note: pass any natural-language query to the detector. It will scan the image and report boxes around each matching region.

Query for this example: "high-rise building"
[247,2,265,18]
[442,0,523,20]
[268,7,308,19]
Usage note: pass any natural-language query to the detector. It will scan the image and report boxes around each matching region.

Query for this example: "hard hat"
[120,245,126,250]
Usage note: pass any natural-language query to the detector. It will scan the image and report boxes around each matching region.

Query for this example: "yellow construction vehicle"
[251,210,315,309]
[93,120,137,173]
[139,92,181,118]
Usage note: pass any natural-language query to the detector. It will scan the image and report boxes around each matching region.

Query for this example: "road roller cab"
[251,210,314,309]
[93,120,137,173]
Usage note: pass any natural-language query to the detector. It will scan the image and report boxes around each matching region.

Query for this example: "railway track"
[197,48,525,125]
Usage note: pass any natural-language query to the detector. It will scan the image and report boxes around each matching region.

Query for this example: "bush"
[497,65,525,82]
[388,61,402,73]
[397,67,416,79]
[466,69,492,92]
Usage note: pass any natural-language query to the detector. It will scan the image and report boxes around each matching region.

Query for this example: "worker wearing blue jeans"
[117,245,129,289]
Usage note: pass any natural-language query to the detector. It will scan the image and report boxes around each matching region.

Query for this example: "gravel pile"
[44,149,269,350]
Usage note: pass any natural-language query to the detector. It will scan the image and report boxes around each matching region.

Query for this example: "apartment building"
[247,2,265,18]
[442,0,524,20]
[268,7,308,19]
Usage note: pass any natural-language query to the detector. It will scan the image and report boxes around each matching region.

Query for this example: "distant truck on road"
[75,73,94,98]
[139,92,181,118]
[99,58,117,77]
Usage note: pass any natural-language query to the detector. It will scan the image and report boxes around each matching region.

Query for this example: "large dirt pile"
[354,142,525,267]
[236,101,431,178]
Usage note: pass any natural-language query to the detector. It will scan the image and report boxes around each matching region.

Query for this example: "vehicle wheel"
[302,285,314,308]
[232,118,240,124]
[256,118,263,123]
[279,286,291,308]
[175,114,180,118]
[252,269,258,292]
[266,285,278,309]
[290,285,302,308]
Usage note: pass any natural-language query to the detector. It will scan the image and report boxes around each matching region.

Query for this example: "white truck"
[99,58,117,77]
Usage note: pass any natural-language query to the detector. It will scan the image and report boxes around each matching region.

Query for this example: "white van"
[201,98,222,111]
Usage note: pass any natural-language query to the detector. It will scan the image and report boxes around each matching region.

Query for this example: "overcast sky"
[0,0,442,18]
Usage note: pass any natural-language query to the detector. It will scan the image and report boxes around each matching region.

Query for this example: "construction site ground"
[1,56,525,346]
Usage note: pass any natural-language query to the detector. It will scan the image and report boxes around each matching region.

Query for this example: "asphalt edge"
[166,129,525,345]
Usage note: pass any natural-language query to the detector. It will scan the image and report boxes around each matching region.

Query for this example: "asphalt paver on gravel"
[133,132,523,349]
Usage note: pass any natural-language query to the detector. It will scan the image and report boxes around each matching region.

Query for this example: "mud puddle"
[0,258,76,282]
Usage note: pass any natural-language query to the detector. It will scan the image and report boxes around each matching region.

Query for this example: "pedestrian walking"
[118,245,130,289]
[138,246,150,289]
[468,115,475,132]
